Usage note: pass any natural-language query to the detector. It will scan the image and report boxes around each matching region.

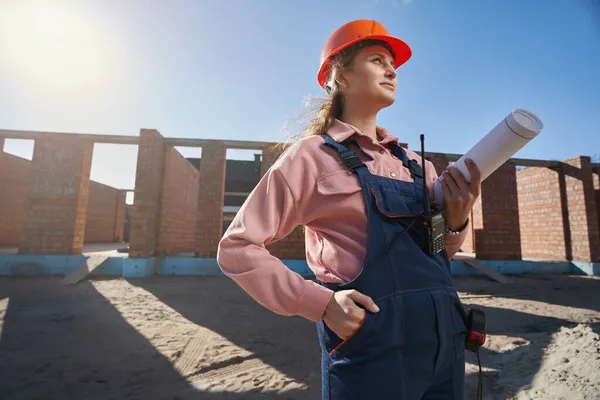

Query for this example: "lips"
[381,82,395,90]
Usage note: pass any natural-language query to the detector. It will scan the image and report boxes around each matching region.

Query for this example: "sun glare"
[0,3,110,92]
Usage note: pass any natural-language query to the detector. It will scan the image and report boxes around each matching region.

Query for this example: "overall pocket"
[370,187,425,252]
[370,187,423,219]
[319,309,376,357]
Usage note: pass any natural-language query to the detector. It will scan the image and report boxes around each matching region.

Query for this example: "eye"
[372,57,383,64]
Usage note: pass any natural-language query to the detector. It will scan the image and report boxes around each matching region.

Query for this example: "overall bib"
[316,135,468,400]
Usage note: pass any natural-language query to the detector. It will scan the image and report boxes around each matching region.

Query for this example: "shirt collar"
[326,119,399,146]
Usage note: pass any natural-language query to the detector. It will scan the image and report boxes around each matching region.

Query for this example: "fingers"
[446,166,469,195]
[347,290,380,313]
[441,177,451,208]
[465,158,481,184]
[340,311,365,339]
[442,169,460,197]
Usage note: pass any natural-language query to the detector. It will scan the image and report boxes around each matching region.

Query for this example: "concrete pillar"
[559,156,600,262]
[129,129,166,258]
[475,163,522,260]
[19,137,93,255]
[196,142,226,258]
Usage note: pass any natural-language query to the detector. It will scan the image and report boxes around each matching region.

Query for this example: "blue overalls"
[316,135,468,400]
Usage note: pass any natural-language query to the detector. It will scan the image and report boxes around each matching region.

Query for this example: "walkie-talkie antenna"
[420,134,431,222]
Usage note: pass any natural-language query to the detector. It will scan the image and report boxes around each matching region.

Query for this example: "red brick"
[158,146,199,255]
[4,129,598,263]
[129,129,166,257]
[425,152,450,176]
[594,170,600,238]
[561,157,600,262]
[85,182,125,243]
[475,163,522,260]
[196,142,226,257]
[19,137,94,255]
[517,165,565,260]
[114,191,126,242]
[0,152,31,246]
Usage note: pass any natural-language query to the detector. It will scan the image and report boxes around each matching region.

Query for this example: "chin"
[374,88,396,107]
[377,94,396,109]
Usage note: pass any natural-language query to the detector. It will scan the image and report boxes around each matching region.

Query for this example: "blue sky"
[1,0,599,201]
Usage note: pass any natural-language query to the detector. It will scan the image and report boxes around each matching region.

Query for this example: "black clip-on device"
[466,307,487,400]
[418,134,446,257]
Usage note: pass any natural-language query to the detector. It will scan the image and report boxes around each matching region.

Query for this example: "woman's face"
[338,45,398,110]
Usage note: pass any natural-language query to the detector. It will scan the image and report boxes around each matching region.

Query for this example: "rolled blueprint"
[433,108,543,205]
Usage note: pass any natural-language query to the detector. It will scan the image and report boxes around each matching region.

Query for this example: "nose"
[385,62,396,80]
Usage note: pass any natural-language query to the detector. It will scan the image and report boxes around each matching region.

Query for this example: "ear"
[335,71,350,91]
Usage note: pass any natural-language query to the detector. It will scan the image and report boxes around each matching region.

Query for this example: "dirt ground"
[0,273,599,400]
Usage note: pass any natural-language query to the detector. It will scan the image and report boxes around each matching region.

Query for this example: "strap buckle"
[340,149,364,169]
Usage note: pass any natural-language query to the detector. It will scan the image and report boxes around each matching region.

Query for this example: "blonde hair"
[277,52,356,150]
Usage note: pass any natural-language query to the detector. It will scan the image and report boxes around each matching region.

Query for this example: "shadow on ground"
[0,274,598,399]
[129,276,322,399]
[0,277,313,399]
[457,274,600,399]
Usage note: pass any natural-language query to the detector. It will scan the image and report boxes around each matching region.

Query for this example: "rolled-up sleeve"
[216,148,334,323]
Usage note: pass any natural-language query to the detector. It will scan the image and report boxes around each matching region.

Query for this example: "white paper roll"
[433,108,543,205]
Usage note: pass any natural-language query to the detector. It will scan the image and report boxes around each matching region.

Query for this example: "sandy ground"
[0,274,599,400]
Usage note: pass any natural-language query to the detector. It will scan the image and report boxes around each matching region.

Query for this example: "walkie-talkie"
[419,134,446,256]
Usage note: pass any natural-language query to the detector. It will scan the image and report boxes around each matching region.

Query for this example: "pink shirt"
[217,119,468,323]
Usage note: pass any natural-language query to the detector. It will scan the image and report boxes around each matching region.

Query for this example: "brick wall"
[196,142,226,257]
[114,191,126,242]
[84,182,126,243]
[475,163,522,260]
[594,170,600,237]
[19,137,94,255]
[158,146,199,255]
[561,157,600,262]
[3,130,598,262]
[517,166,566,260]
[425,152,450,177]
[0,153,31,246]
[0,148,126,248]
[468,193,483,255]
[129,129,166,257]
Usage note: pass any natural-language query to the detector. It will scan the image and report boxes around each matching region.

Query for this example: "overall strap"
[321,135,371,179]
[389,143,424,184]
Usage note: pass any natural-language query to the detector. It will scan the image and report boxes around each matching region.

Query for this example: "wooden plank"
[464,259,511,284]
[60,255,109,285]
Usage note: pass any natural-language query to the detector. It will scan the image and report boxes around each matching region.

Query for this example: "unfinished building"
[0,128,598,276]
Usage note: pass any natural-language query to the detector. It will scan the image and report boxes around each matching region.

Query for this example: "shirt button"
[390,172,397,178]
[379,149,385,154]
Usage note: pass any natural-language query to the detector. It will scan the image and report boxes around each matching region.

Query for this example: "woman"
[217,19,481,400]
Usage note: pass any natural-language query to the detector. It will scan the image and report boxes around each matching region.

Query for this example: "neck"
[339,103,379,141]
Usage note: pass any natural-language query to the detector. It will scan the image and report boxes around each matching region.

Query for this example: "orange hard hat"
[317,19,412,88]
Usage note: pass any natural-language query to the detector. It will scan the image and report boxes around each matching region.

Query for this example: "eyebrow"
[371,52,395,67]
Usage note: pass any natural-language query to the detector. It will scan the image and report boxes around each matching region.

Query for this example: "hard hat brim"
[317,35,412,88]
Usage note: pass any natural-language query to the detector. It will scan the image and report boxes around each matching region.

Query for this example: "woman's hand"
[322,290,380,339]
[441,158,482,231]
